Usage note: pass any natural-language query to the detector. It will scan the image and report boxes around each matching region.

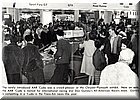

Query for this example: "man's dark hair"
[57,30,64,36]
[10,35,18,43]
[49,22,52,26]
[25,35,34,42]
[89,32,96,40]
[38,23,43,26]
[4,34,10,41]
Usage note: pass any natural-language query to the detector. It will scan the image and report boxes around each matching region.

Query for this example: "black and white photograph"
[0,0,139,99]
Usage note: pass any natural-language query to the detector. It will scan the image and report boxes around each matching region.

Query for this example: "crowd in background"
[2,16,139,84]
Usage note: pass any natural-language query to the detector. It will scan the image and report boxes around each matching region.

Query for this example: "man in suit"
[2,35,23,84]
[51,29,72,84]
[22,35,45,84]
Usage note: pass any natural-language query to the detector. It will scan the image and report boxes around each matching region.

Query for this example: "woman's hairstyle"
[25,35,34,42]
[100,30,108,37]
[38,23,43,26]
[44,25,47,28]
[121,39,131,48]
[4,34,10,41]
[94,39,104,49]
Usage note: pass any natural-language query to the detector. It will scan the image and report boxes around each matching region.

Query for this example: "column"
[42,10,53,26]
[104,11,112,24]
[74,10,79,22]
[99,10,104,19]
[14,9,20,22]
[40,9,43,23]
[6,8,14,20]
[94,11,99,21]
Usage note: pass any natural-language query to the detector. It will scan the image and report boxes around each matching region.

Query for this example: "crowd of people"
[78,19,139,85]
[2,16,139,85]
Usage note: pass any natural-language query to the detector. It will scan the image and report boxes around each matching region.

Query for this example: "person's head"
[132,26,138,34]
[109,25,115,30]
[10,35,18,44]
[119,48,134,64]
[92,23,97,30]
[118,31,127,39]
[3,27,11,34]
[4,34,10,41]
[25,35,34,42]
[98,25,102,31]
[56,30,65,40]
[102,25,106,30]
[57,25,63,30]
[100,30,107,38]
[57,29,64,36]
[116,28,121,33]
[95,40,105,50]
[23,28,31,39]
[38,23,43,28]
[109,28,115,36]
[126,25,132,31]
[121,39,130,50]
[49,22,53,27]
[16,23,20,29]
[89,32,97,40]
[43,25,48,30]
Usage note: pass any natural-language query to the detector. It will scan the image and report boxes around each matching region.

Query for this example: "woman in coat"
[99,48,138,85]
[79,32,97,85]
[92,40,107,85]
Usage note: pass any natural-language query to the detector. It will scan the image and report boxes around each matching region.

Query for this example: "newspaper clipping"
[0,0,139,100]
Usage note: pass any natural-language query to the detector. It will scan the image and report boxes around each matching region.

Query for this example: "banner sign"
[64,30,84,38]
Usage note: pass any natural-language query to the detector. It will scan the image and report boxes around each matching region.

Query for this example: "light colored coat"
[100,62,138,85]
[80,40,96,76]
